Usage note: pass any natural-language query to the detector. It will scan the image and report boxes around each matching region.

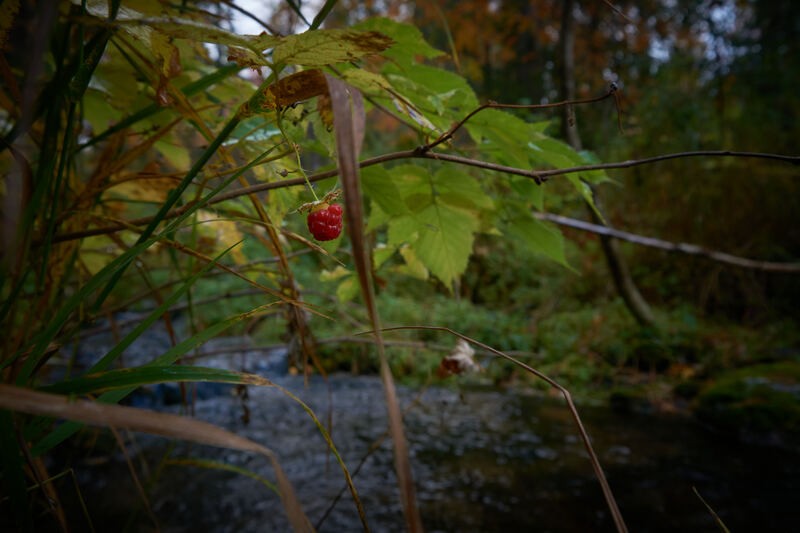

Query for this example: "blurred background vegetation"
[307,0,800,400]
[3,0,798,409]
[2,0,799,530]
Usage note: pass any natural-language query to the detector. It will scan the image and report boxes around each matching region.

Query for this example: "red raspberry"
[307,203,343,241]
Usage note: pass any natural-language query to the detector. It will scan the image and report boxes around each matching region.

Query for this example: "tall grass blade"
[0,384,313,532]
[40,366,275,396]
[14,143,282,380]
[165,457,278,494]
[309,0,339,30]
[29,304,276,455]
[325,73,421,532]
[37,364,367,529]
[86,243,237,374]
[92,116,241,311]
[14,237,159,381]
[693,486,731,533]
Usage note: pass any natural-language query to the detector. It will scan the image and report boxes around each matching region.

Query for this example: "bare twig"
[692,486,731,533]
[536,212,800,273]
[601,0,636,24]
[219,0,279,36]
[425,85,619,151]
[367,326,629,533]
[48,149,799,244]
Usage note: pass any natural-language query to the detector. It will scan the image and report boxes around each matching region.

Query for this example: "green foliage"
[3,1,797,529]
[0,4,604,525]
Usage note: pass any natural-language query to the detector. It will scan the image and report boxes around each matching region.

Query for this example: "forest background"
[0,0,799,531]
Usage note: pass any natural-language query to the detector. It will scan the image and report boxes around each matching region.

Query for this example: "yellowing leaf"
[396,245,429,280]
[154,138,190,170]
[262,69,328,109]
[320,265,351,282]
[105,174,178,206]
[352,18,443,66]
[227,46,270,69]
[150,30,181,105]
[195,211,246,265]
[341,69,392,95]
[151,30,181,79]
[273,29,393,67]
[119,17,280,52]
[336,276,360,302]
[79,236,119,276]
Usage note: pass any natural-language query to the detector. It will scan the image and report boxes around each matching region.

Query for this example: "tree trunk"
[559,0,582,150]
[588,193,658,328]
[559,0,658,329]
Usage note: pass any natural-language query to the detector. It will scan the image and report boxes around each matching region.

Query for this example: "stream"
[53,321,800,532]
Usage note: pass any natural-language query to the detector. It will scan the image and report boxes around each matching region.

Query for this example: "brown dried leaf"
[257,69,328,112]
[437,338,481,377]
[227,46,269,69]
[325,72,422,532]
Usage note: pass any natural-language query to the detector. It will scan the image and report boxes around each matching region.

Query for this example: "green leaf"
[340,68,392,95]
[273,29,393,67]
[396,245,429,280]
[388,200,479,288]
[40,366,271,396]
[353,18,443,66]
[83,89,123,135]
[374,244,396,269]
[384,64,478,123]
[336,276,360,303]
[431,166,494,211]
[410,203,479,288]
[379,164,431,212]
[30,304,274,456]
[514,132,610,213]
[504,215,571,269]
[154,136,190,170]
[368,165,488,287]
[89,59,140,109]
[467,108,536,168]
[361,166,412,216]
[510,176,544,211]
[529,134,609,187]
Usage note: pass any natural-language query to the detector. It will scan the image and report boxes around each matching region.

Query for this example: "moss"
[694,362,800,446]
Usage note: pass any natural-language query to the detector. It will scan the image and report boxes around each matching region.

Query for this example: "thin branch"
[534,150,800,179]
[48,149,799,244]
[219,0,279,36]
[425,85,619,151]
[601,0,636,24]
[536,212,800,273]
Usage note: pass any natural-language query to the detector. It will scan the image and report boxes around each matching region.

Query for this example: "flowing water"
[51,324,800,532]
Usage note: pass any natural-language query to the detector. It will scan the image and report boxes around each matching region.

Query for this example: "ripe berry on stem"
[307,202,343,241]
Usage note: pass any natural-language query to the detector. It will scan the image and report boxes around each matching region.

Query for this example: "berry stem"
[276,108,319,201]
